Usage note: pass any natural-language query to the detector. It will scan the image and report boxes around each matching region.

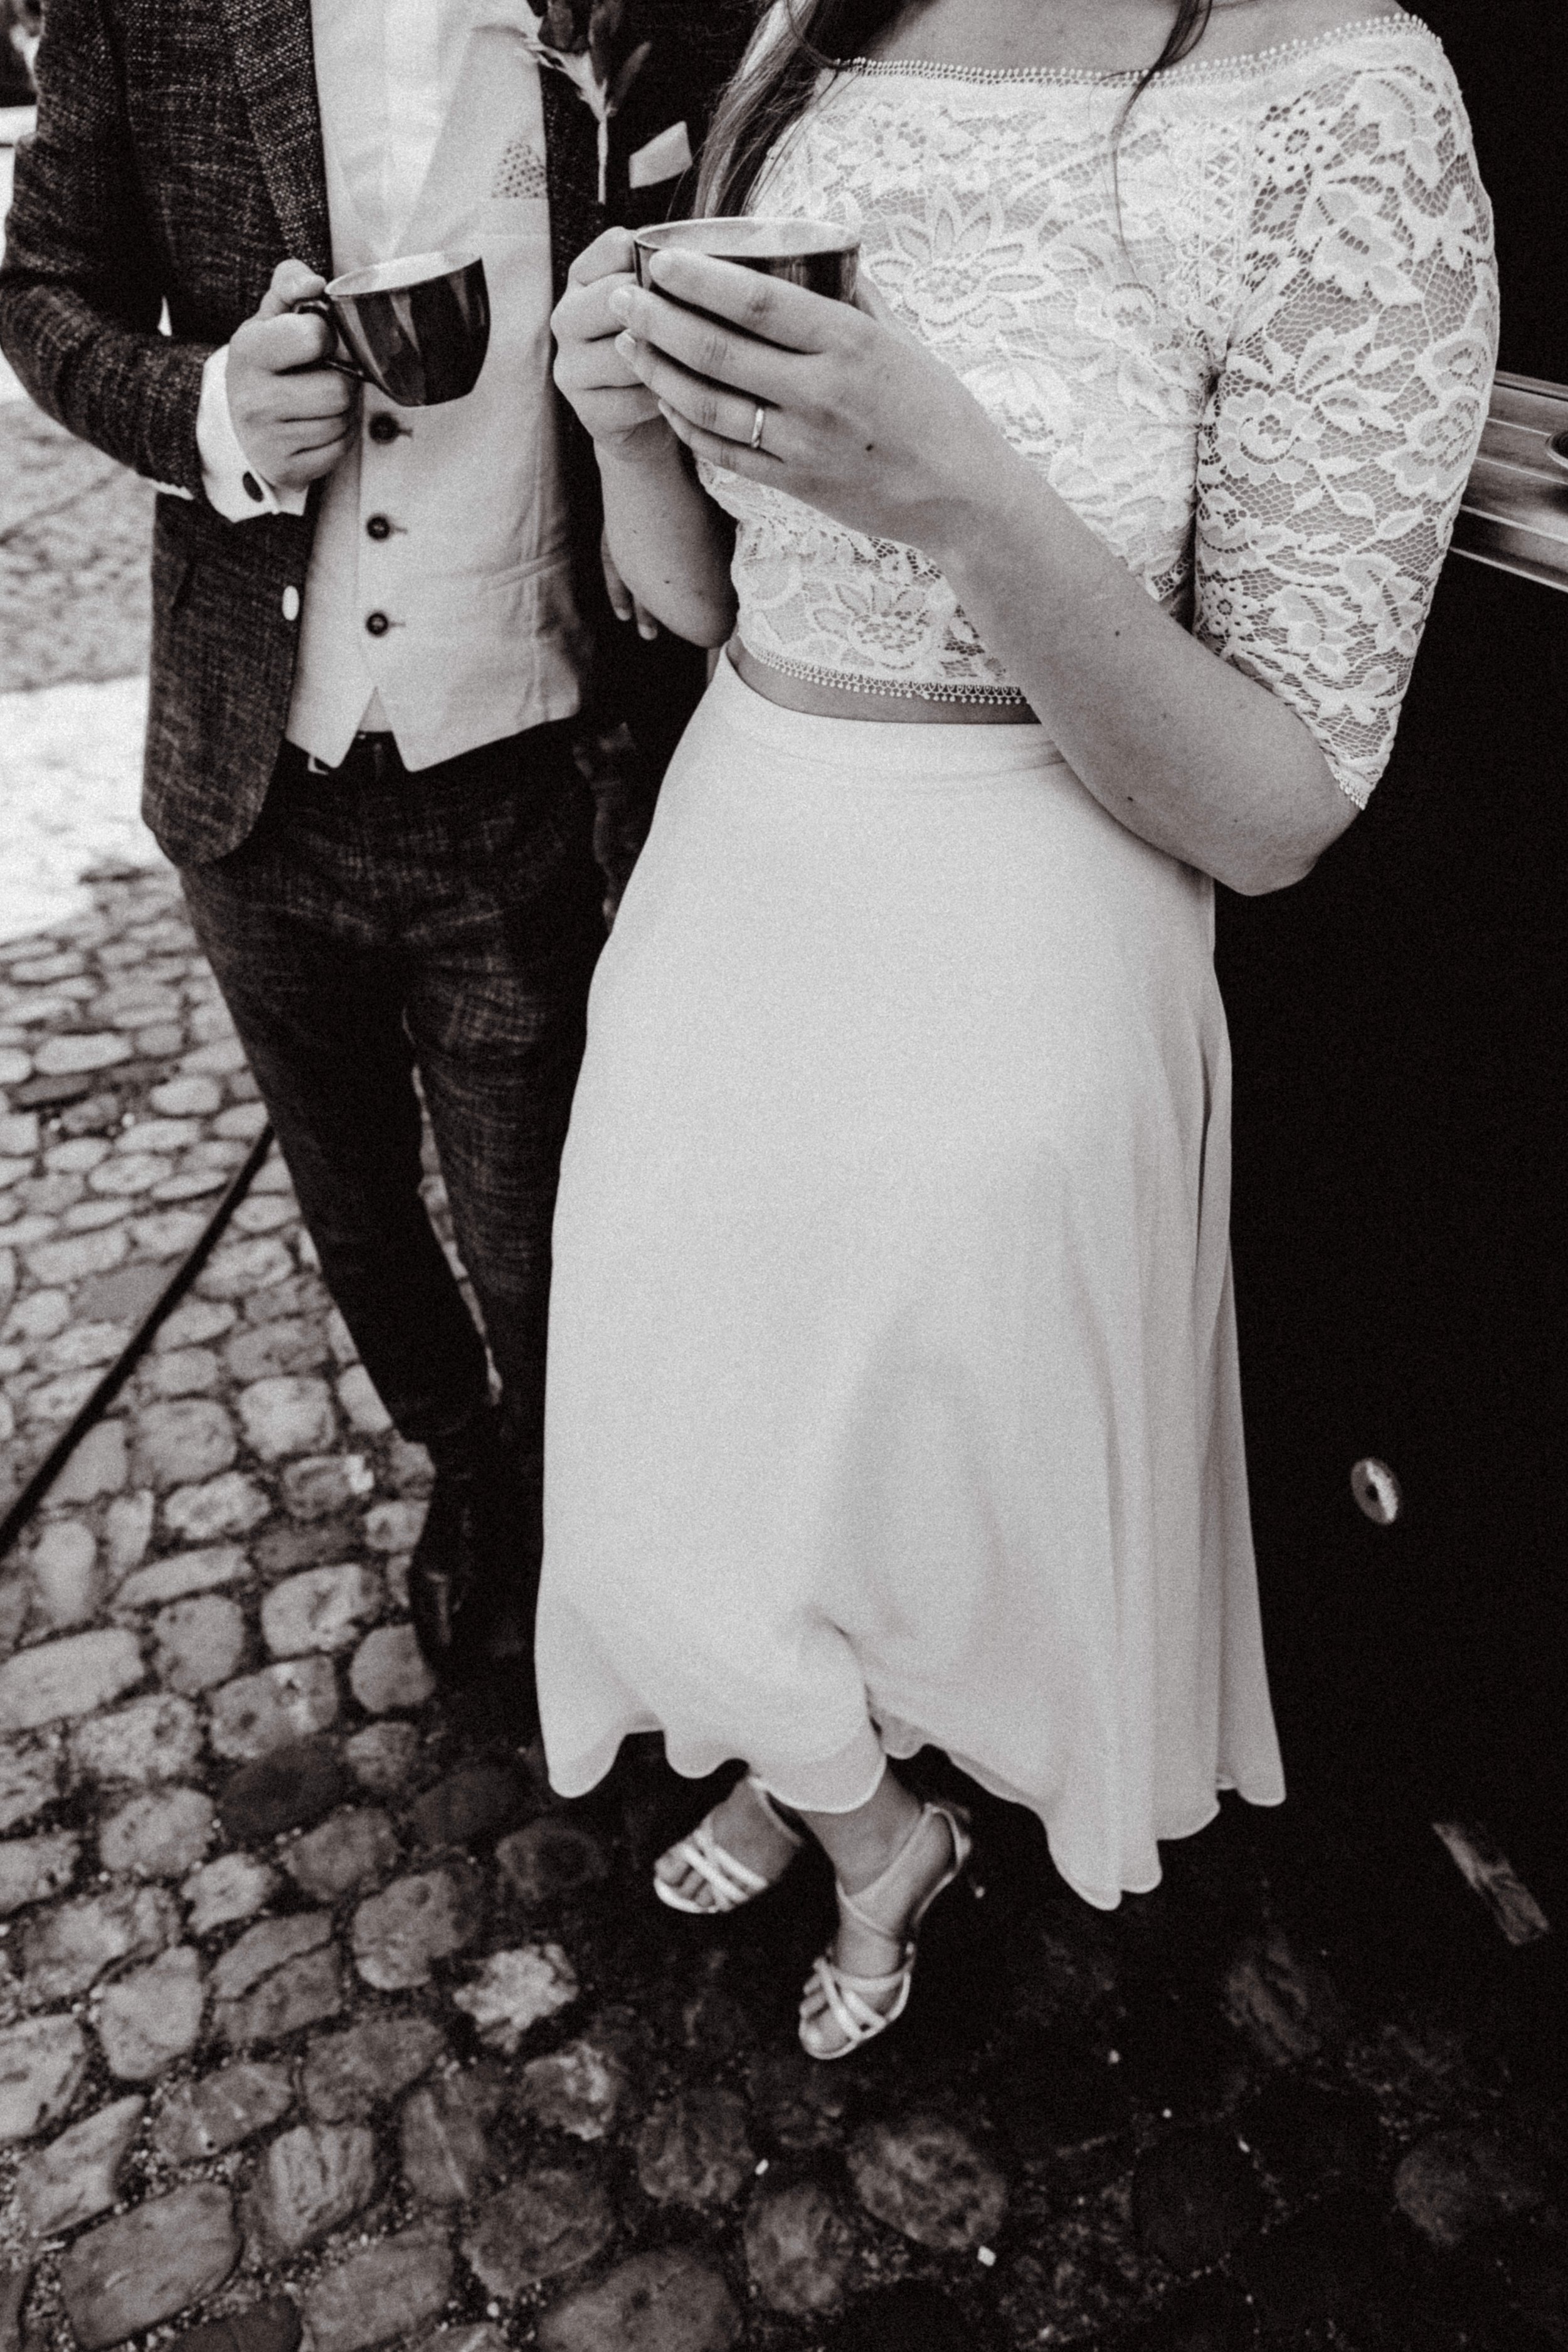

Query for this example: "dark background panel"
[1419,0,1568,385]
[1220,561,1567,1839]
[1217,0,1567,1881]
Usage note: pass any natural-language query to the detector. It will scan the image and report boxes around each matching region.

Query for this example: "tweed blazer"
[0,0,755,867]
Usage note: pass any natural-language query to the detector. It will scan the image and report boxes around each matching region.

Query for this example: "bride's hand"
[606,250,1005,553]
[551,228,669,458]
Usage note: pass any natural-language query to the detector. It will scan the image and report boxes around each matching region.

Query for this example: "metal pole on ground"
[0,1120,275,1564]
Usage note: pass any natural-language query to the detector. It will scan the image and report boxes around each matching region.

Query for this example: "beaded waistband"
[747,647,1029,709]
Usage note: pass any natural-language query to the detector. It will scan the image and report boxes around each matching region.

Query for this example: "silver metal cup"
[295,250,490,407]
[632,217,861,304]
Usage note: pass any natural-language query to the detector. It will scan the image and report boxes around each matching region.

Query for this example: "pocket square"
[628,120,692,189]
[493,135,548,199]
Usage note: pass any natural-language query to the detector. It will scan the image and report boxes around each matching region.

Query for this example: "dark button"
[241,470,263,503]
[368,413,401,444]
[365,610,391,637]
[366,514,391,541]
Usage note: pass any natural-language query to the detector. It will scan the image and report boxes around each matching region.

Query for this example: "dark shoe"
[410,1449,523,1688]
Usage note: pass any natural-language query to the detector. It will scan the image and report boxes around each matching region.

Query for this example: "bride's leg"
[650,1741,916,1918]
[653,1773,805,1911]
[798,1761,921,1902]
[795,1764,965,2056]
[654,1717,891,1915]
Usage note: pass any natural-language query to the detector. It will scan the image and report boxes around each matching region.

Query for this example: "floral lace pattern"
[699,16,1497,802]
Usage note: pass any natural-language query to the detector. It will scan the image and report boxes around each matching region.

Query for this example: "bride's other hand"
[555,235,738,650]
[607,250,1002,555]
[552,228,669,458]
[601,531,660,641]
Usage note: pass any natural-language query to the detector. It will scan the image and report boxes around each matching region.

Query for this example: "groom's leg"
[182,726,601,1688]
[180,768,495,1465]
[401,724,604,1622]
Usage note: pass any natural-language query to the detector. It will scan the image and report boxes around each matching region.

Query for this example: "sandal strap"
[656,1778,807,1915]
[670,1824,771,1910]
[801,1803,973,2056]
[809,1953,913,2048]
[835,1801,971,1945]
[744,1776,806,1849]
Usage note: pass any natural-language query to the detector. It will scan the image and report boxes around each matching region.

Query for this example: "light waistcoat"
[287,3,585,770]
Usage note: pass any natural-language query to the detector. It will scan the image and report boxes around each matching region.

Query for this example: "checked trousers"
[181,721,605,1481]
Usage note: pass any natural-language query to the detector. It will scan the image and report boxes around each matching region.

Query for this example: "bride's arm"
[553,231,736,648]
[619,250,1343,893]
[911,458,1349,896]
[615,82,1495,896]
[594,432,736,650]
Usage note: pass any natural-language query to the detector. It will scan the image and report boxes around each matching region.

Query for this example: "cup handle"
[290,295,369,381]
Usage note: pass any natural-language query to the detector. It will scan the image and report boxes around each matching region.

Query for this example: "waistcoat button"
[368,414,401,444]
[365,610,391,637]
[366,514,391,541]
[282,586,300,622]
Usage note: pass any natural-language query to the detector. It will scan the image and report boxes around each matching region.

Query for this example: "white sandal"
[799,1800,972,2062]
[653,1774,805,1915]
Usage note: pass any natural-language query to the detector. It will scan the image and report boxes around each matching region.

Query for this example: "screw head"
[1350,1457,1402,1525]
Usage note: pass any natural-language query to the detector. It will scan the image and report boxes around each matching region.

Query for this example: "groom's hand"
[226,260,358,494]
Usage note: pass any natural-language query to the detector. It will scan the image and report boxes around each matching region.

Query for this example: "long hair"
[697,0,1217,218]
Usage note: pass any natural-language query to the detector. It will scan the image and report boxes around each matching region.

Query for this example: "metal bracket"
[1451,369,1568,593]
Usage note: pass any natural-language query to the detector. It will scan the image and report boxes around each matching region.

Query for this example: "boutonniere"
[520,1,654,206]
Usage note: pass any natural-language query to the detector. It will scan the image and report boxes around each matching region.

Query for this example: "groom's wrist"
[196,346,309,522]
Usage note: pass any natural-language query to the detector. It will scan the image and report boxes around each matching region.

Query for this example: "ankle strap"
[746,1776,806,1846]
[836,1801,962,1941]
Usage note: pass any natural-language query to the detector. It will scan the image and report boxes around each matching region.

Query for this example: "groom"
[0,0,752,1690]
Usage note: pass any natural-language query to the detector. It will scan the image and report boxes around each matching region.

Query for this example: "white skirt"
[537,652,1284,1909]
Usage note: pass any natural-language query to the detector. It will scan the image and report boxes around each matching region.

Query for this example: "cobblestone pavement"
[0,679,158,944]
[1,876,1567,2352]
[3,119,165,941]
[0,403,158,696]
[0,395,164,943]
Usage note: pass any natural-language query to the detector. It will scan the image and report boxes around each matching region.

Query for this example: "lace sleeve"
[1192,48,1498,807]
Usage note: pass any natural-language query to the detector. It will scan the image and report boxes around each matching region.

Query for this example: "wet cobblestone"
[1,869,1566,2352]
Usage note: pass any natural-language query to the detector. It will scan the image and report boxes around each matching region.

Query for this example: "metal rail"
[0,1121,275,1565]
[1451,369,1568,594]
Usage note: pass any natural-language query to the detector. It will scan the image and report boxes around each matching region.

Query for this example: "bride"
[539,0,1496,2058]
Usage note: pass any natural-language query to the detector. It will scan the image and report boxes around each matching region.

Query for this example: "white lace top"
[699,13,1498,804]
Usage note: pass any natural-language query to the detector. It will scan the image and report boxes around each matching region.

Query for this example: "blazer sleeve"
[0,0,212,493]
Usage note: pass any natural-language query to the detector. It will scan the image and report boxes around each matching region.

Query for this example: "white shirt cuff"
[196,345,310,521]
